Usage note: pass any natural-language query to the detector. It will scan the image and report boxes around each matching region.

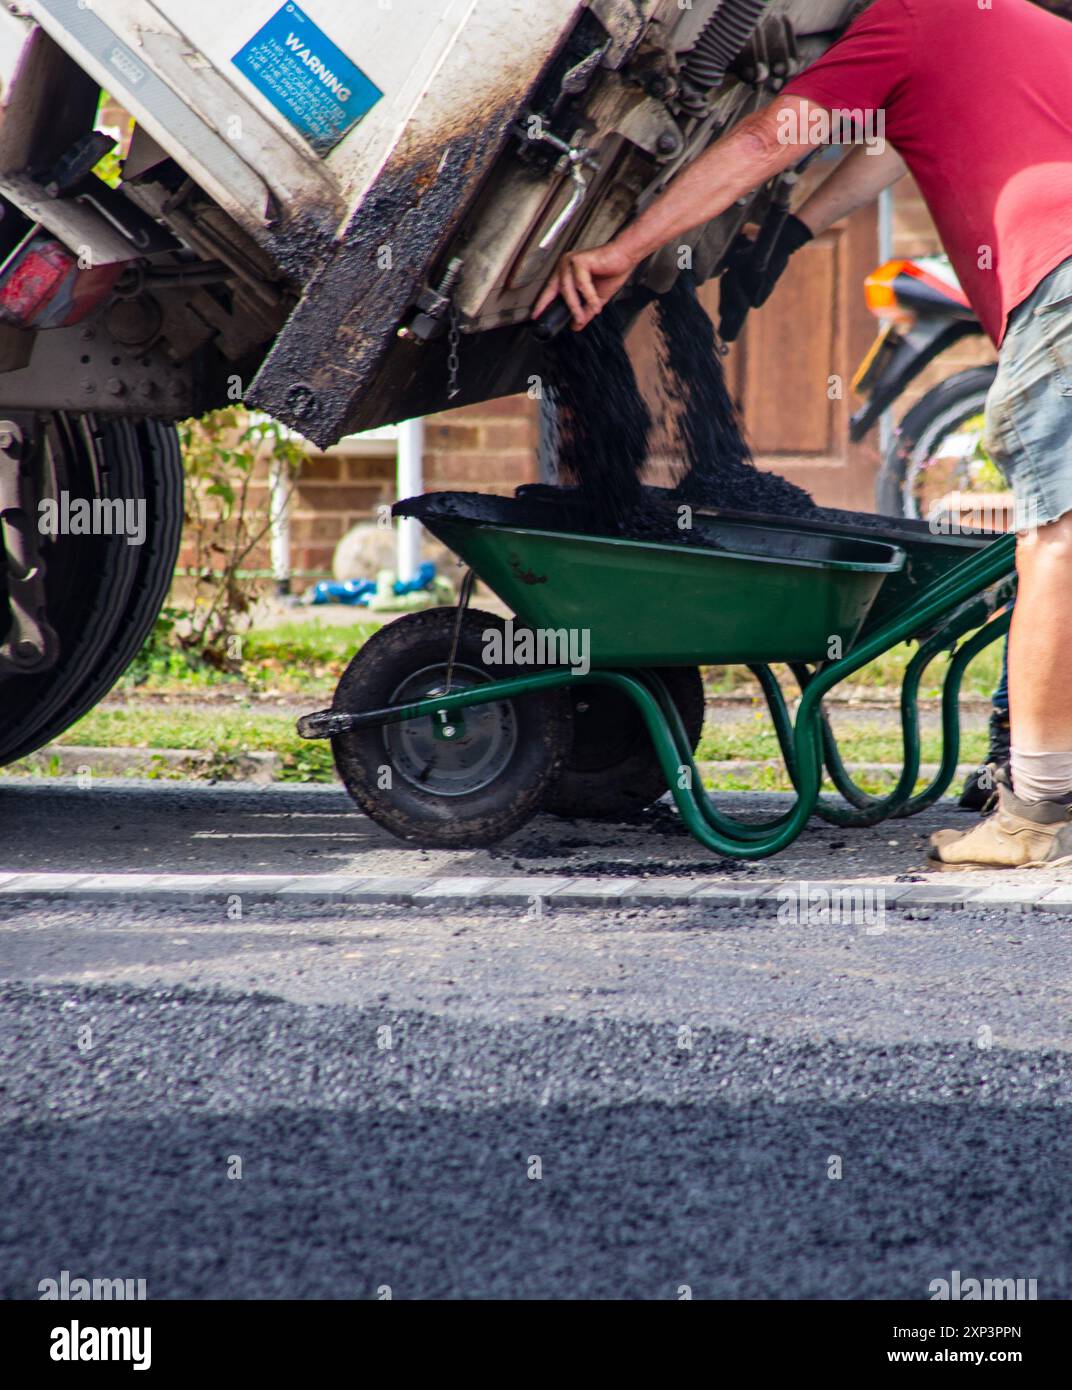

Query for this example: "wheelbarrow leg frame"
[781,582,1015,827]
[304,534,1017,860]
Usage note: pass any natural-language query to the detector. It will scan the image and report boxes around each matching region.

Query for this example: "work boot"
[929,784,1072,869]
[958,708,1011,811]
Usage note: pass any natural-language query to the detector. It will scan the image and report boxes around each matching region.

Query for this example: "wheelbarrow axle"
[297,668,582,740]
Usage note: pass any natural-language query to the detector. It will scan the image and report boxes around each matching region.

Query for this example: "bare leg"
[927,521,1072,864]
[1008,513,1072,753]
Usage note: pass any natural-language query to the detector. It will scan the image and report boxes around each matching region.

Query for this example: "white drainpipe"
[268,453,291,596]
[877,186,895,463]
[396,418,424,582]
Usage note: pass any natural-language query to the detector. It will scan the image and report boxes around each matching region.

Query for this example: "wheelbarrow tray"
[396,491,904,666]
[692,503,1001,637]
[511,484,1004,639]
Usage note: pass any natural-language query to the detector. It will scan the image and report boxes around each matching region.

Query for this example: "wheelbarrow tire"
[544,666,705,821]
[331,607,572,848]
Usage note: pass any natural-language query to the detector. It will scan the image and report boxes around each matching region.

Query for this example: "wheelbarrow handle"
[530,297,574,341]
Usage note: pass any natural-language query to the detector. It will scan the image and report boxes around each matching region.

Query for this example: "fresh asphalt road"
[1,779,1071,1300]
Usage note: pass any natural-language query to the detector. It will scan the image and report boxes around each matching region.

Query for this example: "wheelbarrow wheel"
[331,607,572,847]
[544,666,705,821]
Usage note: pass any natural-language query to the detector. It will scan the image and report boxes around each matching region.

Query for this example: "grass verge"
[7,705,989,794]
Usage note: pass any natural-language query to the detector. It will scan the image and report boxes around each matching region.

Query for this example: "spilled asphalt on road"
[1,779,1070,1299]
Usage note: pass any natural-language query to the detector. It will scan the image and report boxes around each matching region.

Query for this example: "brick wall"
[422,396,539,496]
[174,441,394,583]
[283,445,398,581]
[291,398,539,587]
[175,400,541,588]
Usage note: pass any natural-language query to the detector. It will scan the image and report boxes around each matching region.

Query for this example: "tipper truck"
[0,0,866,761]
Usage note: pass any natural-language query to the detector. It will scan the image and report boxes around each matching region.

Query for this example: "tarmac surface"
[2,779,1070,1299]
[0,774,1039,878]
[1,776,1071,908]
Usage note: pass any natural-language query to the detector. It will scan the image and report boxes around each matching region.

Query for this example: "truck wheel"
[544,665,705,820]
[331,608,572,847]
[0,414,183,765]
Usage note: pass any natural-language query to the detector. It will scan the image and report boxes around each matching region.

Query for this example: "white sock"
[1010,748,1072,804]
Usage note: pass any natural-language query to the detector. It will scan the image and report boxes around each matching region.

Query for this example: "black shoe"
[958,709,1011,811]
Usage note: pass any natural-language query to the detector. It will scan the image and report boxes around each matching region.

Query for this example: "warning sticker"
[232,2,382,157]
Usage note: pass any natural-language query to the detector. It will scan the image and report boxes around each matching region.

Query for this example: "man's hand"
[718,211,813,342]
[533,240,637,331]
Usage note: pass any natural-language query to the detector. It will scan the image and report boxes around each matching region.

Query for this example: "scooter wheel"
[331,608,572,848]
[544,666,705,821]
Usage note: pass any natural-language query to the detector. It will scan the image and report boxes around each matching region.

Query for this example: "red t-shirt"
[782,0,1072,344]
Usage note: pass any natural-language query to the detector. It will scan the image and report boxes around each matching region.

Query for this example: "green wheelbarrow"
[296,489,1017,855]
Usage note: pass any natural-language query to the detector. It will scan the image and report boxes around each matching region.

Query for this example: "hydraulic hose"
[680,0,769,112]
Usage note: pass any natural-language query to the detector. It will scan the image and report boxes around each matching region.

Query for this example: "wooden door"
[709,192,882,511]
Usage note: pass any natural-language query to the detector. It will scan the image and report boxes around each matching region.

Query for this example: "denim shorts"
[984,254,1072,530]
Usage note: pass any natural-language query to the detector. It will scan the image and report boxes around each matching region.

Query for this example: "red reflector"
[0,236,121,329]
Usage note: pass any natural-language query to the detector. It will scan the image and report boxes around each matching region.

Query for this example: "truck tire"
[0,414,183,765]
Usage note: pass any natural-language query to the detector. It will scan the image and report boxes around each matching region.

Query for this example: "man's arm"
[534,96,905,329]
[795,141,905,235]
[534,95,821,330]
[715,138,907,338]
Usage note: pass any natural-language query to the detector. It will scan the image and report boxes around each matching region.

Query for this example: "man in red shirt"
[536,0,1072,868]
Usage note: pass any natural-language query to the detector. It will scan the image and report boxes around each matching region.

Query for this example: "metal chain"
[446,307,461,400]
